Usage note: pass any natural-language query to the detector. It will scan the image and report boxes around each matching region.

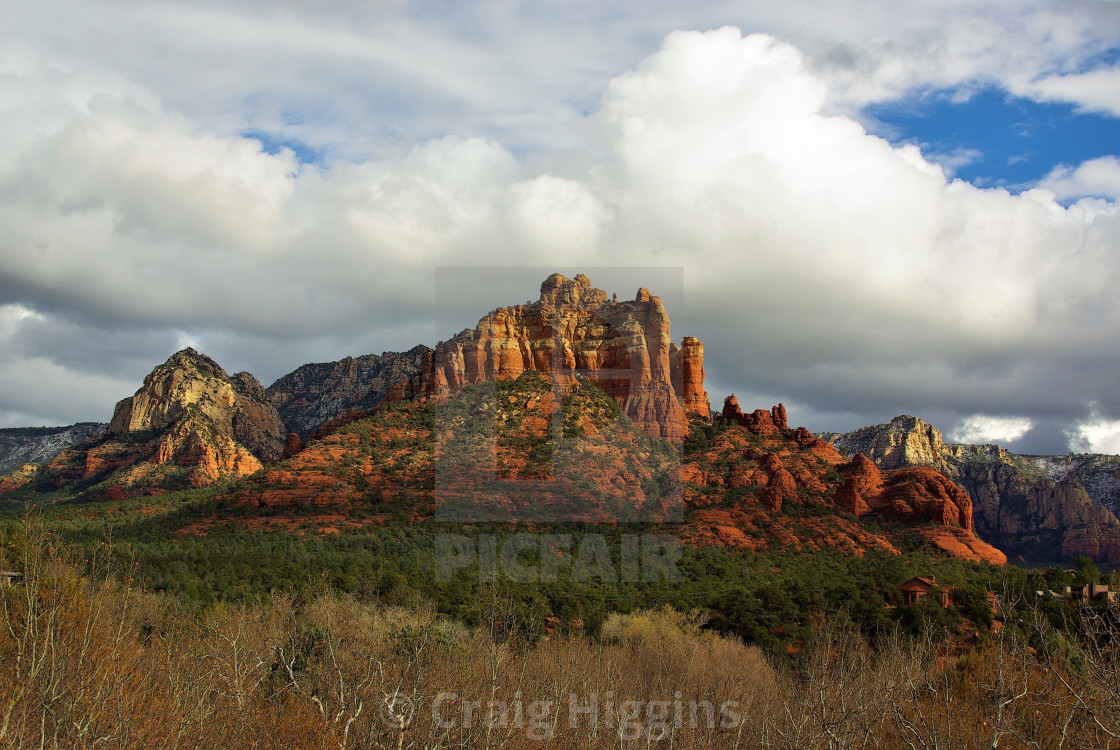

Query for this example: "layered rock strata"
[420,273,708,440]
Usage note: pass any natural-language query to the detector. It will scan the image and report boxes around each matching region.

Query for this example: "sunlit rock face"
[421,273,708,441]
[684,408,1005,565]
[36,348,287,492]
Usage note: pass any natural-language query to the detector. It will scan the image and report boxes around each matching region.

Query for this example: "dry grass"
[2,527,1118,749]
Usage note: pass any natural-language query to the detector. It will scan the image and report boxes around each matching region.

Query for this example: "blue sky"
[1,0,1120,454]
[867,87,1120,192]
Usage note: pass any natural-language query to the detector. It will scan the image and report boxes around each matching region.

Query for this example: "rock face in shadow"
[266,346,430,438]
[419,273,707,441]
[22,349,286,494]
[820,415,1120,562]
[0,423,107,474]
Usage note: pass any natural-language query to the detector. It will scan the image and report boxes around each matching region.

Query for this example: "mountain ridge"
[266,345,430,438]
[819,416,1120,562]
[0,274,1013,565]
[0,422,107,475]
[5,348,286,496]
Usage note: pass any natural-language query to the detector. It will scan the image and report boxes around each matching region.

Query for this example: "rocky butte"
[30,349,286,493]
[0,274,1013,565]
[419,273,709,440]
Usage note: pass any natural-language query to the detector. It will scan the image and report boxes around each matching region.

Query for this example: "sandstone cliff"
[821,416,1120,562]
[419,273,708,440]
[267,345,430,437]
[671,336,710,419]
[18,349,286,495]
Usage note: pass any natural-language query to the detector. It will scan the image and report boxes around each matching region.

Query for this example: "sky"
[2,0,1120,455]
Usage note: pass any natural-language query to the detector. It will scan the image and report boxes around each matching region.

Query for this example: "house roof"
[899,576,939,591]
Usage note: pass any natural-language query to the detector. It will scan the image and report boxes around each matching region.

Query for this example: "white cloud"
[1026,67,1120,118]
[950,415,1034,445]
[1040,156,1120,201]
[1067,407,1120,454]
[924,147,984,176]
[6,0,1120,156]
[0,24,1119,453]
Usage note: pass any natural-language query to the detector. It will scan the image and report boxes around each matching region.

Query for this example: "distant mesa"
[0,422,107,475]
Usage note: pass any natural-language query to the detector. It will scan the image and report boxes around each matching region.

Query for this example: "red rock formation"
[835,455,877,518]
[721,394,745,423]
[877,468,974,531]
[821,415,1120,563]
[670,336,710,419]
[1061,524,1120,561]
[833,453,975,532]
[843,454,883,495]
[283,432,303,458]
[916,528,1007,565]
[682,411,1004,563]
[720,396,789,436]
[421,274,702,441]
[771,404,788,430]
[764,459,798,513]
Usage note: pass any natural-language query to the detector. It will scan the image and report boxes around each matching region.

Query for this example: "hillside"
[0,422,106,474]
[820,416,1120,562]
[0,349,285,498]
[157,375,1003,564]
[0,274,1009,568]
[266,345,429,437]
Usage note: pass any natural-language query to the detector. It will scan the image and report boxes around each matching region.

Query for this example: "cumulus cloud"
[1,21,1119,455]
[1040,156,1120,200]
[5,1,1120,155]
[950,415,1035,445]
[1067,407,1120,454]
[1026,67,1120,118]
